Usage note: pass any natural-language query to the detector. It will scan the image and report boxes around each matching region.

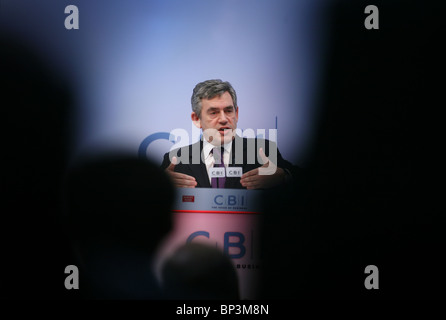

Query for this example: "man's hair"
[191,79,238,118]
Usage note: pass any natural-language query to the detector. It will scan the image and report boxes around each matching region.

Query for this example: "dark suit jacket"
[160,136,295,189]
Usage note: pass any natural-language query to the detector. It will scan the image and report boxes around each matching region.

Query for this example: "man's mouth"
[218,127,232,135]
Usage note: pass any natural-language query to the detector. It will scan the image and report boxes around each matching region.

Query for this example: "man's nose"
[218,110,228,122]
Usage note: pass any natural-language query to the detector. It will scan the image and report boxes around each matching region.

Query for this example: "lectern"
[155,188,263,300]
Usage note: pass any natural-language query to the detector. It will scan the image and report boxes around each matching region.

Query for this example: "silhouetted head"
[63,153,175,254]
[62,153,175,299]
[1,35,73,299]
[161,242,240,300]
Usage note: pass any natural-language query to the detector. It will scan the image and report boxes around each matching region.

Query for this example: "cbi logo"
[186,231,246,259]
[214,195,246,206]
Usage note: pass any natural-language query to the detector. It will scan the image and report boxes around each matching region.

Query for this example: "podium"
[155,188,263,300]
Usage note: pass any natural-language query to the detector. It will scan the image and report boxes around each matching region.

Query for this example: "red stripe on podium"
[172,209,260,214]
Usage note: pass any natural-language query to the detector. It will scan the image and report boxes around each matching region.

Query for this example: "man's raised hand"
[165,156,197,188]
[240,148,285,190]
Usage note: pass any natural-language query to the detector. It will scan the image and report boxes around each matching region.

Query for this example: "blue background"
[1,0,331,166]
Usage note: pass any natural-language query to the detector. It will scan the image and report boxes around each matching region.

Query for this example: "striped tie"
[211,147,225,188]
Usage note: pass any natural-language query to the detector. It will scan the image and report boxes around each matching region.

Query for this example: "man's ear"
[191,112,201,129]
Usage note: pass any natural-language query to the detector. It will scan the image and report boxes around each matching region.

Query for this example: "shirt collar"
[203,137,232,159]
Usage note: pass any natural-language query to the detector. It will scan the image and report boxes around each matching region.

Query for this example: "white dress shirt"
[202,139,232,184]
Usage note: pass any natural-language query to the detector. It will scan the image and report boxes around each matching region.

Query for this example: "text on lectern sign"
[176,188,261,212]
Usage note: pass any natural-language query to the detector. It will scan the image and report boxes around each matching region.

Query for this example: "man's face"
[191,91,239,145]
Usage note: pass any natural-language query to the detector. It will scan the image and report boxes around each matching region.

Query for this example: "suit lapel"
[187,140,211,188]
[190,163,210,188]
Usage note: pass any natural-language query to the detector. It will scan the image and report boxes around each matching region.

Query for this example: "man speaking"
[161,79,295,189]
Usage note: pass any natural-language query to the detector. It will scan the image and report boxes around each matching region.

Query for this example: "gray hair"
[191,79,238,118]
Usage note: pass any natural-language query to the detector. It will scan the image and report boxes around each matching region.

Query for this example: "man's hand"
[240,148,286,190]
[165,156,197,188]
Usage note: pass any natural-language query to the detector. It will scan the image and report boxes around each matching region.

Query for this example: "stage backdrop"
[0,0,329,166]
